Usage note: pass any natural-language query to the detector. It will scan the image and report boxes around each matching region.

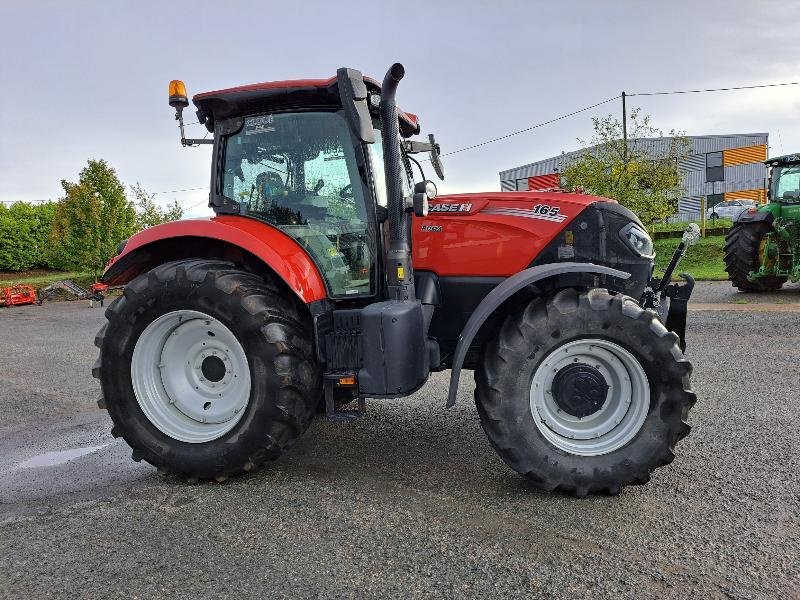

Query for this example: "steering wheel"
[339,183,353,199]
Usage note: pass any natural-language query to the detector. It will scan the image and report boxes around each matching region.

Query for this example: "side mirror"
[428,134,445,180]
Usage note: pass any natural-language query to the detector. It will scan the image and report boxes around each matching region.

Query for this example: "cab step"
[324,372,365,423]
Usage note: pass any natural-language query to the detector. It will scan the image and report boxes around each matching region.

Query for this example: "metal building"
[499,133,769,216]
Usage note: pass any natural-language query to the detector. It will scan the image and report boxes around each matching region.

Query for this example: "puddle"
[17,444,109,469]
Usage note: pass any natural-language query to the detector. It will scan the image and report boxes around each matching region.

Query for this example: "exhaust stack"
[379,63,415,301]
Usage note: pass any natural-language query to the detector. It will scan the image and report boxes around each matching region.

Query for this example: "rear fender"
[446,262,630,407]
[736,208,775,225]
[103,217,327,303]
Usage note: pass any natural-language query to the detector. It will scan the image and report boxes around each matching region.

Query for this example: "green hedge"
[0,202,66,271]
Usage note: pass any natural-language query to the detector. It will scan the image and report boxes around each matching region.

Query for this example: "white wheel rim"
[529,338,650,456]
[131,310,252,443]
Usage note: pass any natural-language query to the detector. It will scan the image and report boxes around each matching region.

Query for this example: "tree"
[130,182,184,230]
[50,159,137,278]
[561,108,690,227]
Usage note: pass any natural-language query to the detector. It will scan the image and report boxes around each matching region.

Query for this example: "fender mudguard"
[102,216,328,303]
[736,209,774,225]
[446,262,630,407]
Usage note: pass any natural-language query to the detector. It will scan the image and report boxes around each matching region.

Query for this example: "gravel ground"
[690,279,800,304]
[1,285,798,599]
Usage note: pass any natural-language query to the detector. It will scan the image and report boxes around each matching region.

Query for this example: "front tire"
[475,288,695,497]
[724,221,786,291]
[93,259,321,480]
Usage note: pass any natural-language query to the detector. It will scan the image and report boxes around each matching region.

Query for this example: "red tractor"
[93,64,697,496]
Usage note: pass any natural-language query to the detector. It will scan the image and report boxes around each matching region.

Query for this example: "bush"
[0,202,59,271]
[2,162,179,275]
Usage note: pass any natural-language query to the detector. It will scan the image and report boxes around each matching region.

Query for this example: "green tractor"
[724,154,800,291]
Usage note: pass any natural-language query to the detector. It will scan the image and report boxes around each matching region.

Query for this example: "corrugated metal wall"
[678,154,705,172]
[526,173,560,191]
[725,189,767,202]
[724,144,767,166]
[499,133,770,215]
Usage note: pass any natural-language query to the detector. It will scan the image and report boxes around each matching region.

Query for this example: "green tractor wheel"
[723,221,787,292]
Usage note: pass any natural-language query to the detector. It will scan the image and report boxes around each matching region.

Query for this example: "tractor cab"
[767,154,800,204]
[170,72,443,300]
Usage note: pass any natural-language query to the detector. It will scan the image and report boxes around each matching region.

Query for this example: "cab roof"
[193,75,420,137]
[766,153,800,166]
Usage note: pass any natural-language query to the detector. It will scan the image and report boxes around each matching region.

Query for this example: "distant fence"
[654,226,729,240]
[664,211,702,224]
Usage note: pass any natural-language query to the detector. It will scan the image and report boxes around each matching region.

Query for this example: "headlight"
[620,223,654,258]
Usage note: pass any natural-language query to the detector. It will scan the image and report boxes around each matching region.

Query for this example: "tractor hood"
[435,190,617,211]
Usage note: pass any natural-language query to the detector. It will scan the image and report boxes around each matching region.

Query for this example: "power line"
[183,198,209,211]
[628,81,800,97]
[441,95,620,157]
[153,186,207,195]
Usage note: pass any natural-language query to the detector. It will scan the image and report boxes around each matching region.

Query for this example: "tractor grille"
[325,310,363,370]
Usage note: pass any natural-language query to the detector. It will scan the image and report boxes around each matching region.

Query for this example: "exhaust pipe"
[380,63,415,301]
[355,63,431,397]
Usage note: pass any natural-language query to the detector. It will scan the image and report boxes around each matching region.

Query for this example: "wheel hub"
[529,339,650,456]
[551,363,609,418]
[201,355,227,382]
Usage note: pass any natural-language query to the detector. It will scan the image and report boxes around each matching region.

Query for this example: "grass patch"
[0,270,92,288]
[654,219,732,233]
[654,235,727,281]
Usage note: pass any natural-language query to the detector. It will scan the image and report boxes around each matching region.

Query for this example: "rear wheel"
[724,221,786,291]
[475,288,695,497]
[93,259,321,480]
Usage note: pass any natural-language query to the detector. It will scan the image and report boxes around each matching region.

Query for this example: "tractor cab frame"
[166,66,449,408]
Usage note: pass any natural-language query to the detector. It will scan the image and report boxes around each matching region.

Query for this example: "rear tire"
[475,288,695,497]
[93,259,321,480]
[724,222,786,291]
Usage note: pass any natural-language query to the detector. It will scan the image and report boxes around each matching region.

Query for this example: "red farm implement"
[0,285,37,307]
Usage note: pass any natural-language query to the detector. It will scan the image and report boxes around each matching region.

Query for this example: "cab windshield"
[770,164,800,203]
[221,111,375,297]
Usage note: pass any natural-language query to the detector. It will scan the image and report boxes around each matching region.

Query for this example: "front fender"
[103,216,328,303]
[446,262,630,407]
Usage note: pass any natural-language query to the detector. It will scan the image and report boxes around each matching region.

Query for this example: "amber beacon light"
[168,80,189,109]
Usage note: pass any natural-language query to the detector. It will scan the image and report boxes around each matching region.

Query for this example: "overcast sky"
[2,1,799,216]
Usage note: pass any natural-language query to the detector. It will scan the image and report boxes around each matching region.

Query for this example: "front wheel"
[475,288,696,497]
[93,259,321,480]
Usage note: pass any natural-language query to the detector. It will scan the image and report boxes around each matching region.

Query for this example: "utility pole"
[621,91,628,163]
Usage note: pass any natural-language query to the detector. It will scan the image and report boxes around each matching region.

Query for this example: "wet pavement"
[1,284,799,599]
